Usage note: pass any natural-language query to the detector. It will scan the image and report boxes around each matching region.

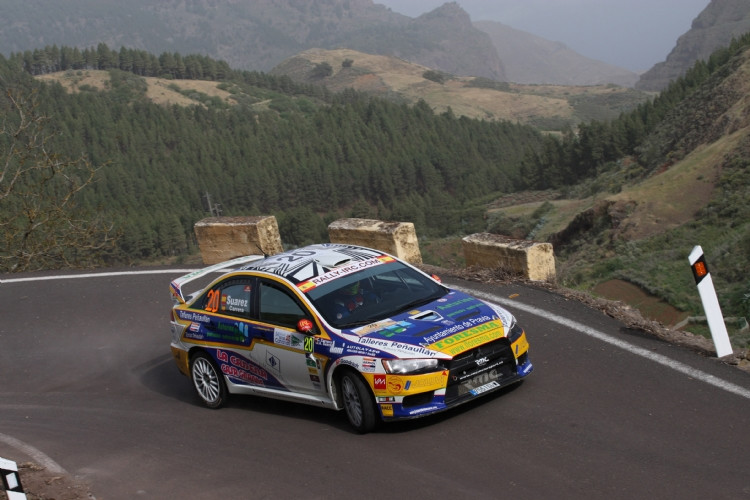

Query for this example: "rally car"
[169,243,533,432]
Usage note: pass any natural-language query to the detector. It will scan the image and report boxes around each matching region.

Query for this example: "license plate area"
[470,380,500,396]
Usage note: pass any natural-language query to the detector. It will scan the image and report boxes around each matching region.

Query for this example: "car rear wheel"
[340,371,379,433]
[190,351,228,408]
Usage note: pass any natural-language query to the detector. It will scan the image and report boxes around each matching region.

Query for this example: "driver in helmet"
[332,280,377,320]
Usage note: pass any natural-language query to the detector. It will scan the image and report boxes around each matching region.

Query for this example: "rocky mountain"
[474,21,639,87]
[636,0,750,91]
[1,0,504,80]
[1,0,647,86]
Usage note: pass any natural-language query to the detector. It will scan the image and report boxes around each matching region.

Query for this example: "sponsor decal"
[274,330,293,346]
[354,319,408,337]
[408,406,439,416]
[358,337,438,357]
[224,295,249,313]
[338,358,359,369]
[185,322,204,340]
[266,353,281,372]
[459,367,504,396]
[177,310,211,323]
[310,374,320,383]
[421,315,493,345]
[345,344,381,357]
[380,404,394,417]
[374,374,387,391]
[329,343,344,355]
[387,376,405,394]
[427,320,503,356]
[378,321,411,338]
[361,357,377,372]
[436,297,475,311]
[308,367,318,375]
[274,330,304,349]
[237,322,249,339]
[217,349,268,385]
[296,256,394,292]
[208,321,247,344]
[401,371,449,393]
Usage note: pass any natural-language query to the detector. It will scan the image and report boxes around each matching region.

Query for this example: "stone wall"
[194,215,283,265]
[462,232,555,282]
[327,218,422,265]
[192,216,555,282]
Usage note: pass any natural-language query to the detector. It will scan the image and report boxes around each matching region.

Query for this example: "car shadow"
[378,381,525,434]
[138,353,525,434]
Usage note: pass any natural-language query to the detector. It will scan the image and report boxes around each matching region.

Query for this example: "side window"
[219,283,253,316]
[200,279,253,318]
[259,281,307,328]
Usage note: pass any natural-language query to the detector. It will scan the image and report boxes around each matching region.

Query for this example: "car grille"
[443,337,517,404]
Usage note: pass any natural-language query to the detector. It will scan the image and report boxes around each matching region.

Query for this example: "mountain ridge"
[1,0,643,86]
[474,20,639,87]
[637,0,750,90]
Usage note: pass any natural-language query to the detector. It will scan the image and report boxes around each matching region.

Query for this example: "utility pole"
[204,192,222,217]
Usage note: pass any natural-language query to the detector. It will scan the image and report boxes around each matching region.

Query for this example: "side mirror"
[297,318,315,334]
[431,274,442,283]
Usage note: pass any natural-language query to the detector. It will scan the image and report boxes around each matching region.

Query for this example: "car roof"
[239,243,393,285]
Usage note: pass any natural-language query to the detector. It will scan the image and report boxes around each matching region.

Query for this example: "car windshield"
[307,261,448,329]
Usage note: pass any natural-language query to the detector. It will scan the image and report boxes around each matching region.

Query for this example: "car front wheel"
[190,351,228,408]
[340,371,379,433]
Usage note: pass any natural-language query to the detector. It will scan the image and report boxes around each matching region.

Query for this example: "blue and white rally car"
[170,243,533,432]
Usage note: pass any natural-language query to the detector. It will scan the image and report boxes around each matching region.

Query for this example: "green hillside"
[486,35,750,338]
[0,45,546,271]
[2,40,749,341]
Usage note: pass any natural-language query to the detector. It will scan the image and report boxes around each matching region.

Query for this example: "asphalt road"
[1,268,749,499]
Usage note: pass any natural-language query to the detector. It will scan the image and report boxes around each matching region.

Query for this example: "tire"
[340,371,380,433]
[190,351,228,409]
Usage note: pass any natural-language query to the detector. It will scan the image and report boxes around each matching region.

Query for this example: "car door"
[256,279,326,396]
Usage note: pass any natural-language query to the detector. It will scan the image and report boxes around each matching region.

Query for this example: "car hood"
[339,290,513,359]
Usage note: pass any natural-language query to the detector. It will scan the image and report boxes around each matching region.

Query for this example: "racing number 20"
[205,289,221,312]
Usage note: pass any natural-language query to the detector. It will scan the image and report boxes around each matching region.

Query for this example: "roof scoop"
[312,251,354,269]
[411,310,444,322]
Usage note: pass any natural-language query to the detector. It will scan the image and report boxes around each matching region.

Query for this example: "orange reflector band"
[691,255,709,284]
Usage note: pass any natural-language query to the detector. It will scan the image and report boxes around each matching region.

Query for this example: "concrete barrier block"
[194,215,283,265]
[328,218,422,265]
[462,233,555,281]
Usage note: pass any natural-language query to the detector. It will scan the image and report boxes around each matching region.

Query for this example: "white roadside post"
[0,456,27,500]
[688,245,733,358]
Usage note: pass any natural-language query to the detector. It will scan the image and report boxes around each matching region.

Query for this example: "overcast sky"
[375,0,710,72]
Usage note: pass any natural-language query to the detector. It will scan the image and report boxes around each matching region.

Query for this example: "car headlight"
[382,358,438,374]
[489,303,523,342]
[507,319,524,343]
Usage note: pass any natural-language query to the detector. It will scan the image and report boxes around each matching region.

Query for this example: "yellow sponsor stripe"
[512,332,530,358]
[427,320,505,356]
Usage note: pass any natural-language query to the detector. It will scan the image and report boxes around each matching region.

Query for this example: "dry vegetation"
[37,70,236,107]
[272,48,643,126]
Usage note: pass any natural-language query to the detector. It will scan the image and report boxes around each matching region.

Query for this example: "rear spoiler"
[169,255,264,304]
